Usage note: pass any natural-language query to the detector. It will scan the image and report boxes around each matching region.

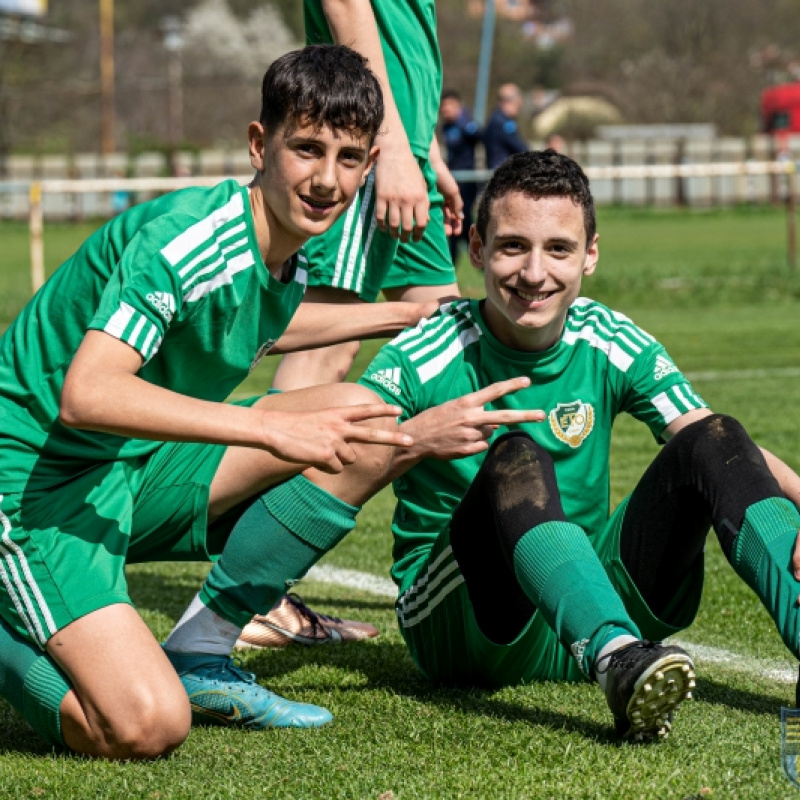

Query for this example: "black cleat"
[596,640,695,741]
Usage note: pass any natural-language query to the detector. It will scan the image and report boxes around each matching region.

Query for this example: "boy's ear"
[467,224,485,271]
[248,121,268,171]
[582,232,599,276]
[360,144,380,186]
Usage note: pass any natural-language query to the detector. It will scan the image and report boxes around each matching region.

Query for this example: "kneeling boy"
[0,45,438,759]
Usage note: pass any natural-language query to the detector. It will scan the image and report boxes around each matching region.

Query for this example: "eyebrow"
[286,135,368,157]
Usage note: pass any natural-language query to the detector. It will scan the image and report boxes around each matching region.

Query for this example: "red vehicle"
[761,81,800,133]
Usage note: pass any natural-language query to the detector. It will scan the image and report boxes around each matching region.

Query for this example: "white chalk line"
[306,564,798,686]
[685,366,800,383]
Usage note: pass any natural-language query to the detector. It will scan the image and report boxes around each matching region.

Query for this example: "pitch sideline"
[306,563,798,686]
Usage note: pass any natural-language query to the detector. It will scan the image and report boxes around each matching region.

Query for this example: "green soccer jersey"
[358,298,708,590]
[303,0,442,160]
[0,180,307,491]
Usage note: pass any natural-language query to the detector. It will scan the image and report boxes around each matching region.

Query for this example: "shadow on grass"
[242,637,619,743]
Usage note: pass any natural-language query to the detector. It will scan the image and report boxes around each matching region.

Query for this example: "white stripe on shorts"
[0,496,57,646]
[396,545,465,628]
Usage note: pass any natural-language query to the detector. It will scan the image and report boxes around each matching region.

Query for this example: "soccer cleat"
[596,640,695,741]
[236,593,379,649]
[163,648,333,729]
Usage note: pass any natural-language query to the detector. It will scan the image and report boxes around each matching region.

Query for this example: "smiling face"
[248,118,378,268]
[469,191,599,352]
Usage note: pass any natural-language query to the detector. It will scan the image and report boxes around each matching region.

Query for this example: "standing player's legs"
[616,414,800,667]
[398,431,695,739]
[163,383,400,725]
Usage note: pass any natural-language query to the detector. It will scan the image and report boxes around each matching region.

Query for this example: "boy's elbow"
[59,375,93,429]
[58,392,83,428]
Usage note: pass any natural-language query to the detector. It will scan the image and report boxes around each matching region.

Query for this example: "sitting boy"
[0,45,440,759]
[186,149,800,741]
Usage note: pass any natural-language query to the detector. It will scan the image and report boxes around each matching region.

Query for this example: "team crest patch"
[250,339,277,371]
[549,400,595,448]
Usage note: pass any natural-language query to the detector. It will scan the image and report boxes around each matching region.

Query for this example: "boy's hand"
[374,144,430,243]
[260,404,411,474]
[431,157,464,237]
[398,377,545,462]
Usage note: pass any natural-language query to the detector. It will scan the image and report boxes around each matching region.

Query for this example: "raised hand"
[398,377,545,463]
[260,403,411,474]
[374,145,430,243]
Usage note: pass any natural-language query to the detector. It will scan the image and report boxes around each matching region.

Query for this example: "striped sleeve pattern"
[160,191,255,304]
[562,298,655,374]
[395,300,481,385]
[104,300,162,363]
[651,383,707,425]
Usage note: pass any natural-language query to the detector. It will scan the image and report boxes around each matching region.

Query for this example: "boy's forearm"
[319,0,409,156]
[270,301,435,354]
[60,330,276,449]
[62,366,274,449]
[760,446,800,509]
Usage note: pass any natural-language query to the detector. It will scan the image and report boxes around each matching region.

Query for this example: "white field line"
[307,564,395,598]
[306,564,798,686]
[685,366,800,383]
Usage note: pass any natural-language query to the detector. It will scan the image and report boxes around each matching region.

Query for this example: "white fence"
[8,158,800,296]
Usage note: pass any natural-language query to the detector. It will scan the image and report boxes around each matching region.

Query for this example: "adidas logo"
[654,354,678,380]
[146,291,176,322]
[370,367,402,396]
[570,638,591,676]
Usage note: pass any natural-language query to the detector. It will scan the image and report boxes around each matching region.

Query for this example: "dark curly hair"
[260,45,384,142]
[475,150,596,246]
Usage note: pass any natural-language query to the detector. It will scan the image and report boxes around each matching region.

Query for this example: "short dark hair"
[441,88,462,103]
[260,45,384,141]
[475,150,596,246]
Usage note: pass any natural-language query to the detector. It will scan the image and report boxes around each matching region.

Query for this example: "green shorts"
[395,495,704,688]
[0,399,261,649]
[304,159,457,302]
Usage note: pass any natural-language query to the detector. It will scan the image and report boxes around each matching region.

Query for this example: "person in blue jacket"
[439,89,483,264]
[484,83,528,169]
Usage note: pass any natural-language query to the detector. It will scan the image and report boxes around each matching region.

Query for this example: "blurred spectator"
[439,89,483,264]
[484,83,528,168]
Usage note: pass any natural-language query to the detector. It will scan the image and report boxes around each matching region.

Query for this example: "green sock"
[0,617,69,747]
[512,521,640,678]
[730,497,800,656]
[200,476,359,628]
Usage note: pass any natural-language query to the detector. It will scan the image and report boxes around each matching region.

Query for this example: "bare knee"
[275,341,361,388]
[68,686,191,760]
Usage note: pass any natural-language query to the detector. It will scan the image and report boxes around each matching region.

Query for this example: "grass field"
[1,207,800,798]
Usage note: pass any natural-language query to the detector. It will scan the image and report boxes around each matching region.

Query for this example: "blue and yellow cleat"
[163,649,333,729]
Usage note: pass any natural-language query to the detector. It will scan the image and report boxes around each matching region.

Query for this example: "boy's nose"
[313,158,337,191]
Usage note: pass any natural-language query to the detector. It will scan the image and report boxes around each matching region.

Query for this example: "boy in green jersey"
[0,45,445,760]
[193,149,800,740]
